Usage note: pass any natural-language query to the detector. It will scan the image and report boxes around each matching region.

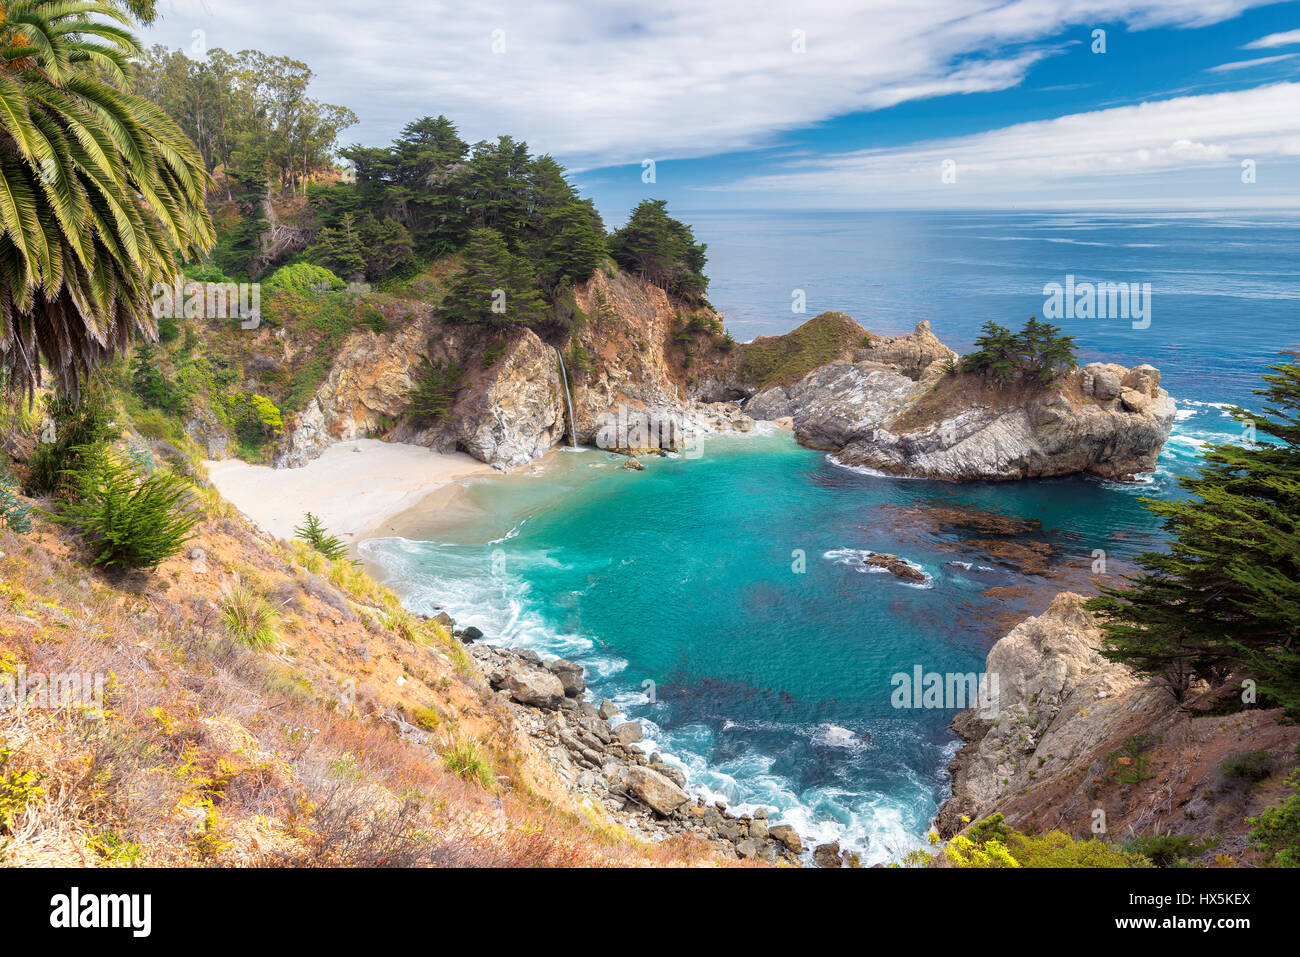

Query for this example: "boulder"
[1083,363,1123,401]
[612,721,644,745]
[768,824,802,854]
[547,658,586,697]
[626,766,690,817]
[598,700,621,720]
[813,841,842,868]
[1122,363,1161,396]
[1120,388,1151,413]
[497,666,565,710]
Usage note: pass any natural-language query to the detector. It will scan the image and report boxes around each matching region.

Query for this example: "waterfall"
[555,347,578,449]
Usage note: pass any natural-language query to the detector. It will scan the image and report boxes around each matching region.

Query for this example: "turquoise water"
[361,210,1295,863]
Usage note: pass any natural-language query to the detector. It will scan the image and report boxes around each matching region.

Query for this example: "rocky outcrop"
[438,330,566,468]
[277,281,1172,480]
[278,317,435,467]
[568,270,756,453]
[935,592,1152,835]
[466,640,806,863]
[740,320,1174,482]
[863,553,928,583]
[854,320,955,379]
[278,272,754,469]
[935,594,1300,861]
[279,314,566,470]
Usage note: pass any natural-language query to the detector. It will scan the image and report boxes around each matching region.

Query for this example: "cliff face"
[278,313,567,470]
[566,269,756,453]
[733,319,1174,482]
[937,593,1300,863]
[276,283,1172,480]
[278,269,754,468]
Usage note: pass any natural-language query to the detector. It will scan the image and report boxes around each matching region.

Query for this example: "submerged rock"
[864,552,927,583]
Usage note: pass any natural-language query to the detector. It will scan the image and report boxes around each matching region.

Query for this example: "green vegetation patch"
[735,312,867,390]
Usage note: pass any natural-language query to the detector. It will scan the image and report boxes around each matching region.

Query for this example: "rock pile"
[467,641,810,863]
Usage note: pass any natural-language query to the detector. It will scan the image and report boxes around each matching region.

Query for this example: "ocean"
[360,209,1299,864]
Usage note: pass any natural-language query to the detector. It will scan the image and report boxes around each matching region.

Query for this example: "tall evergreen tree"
[609,200,708,303]
[437,228,546,329]
[1087,364,1300,713]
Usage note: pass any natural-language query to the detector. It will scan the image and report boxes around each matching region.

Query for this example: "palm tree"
[0,0,214,398]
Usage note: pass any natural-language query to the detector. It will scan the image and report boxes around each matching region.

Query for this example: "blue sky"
[143,1,1300,222]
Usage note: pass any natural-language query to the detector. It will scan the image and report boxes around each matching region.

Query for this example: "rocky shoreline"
[438,619,858,866]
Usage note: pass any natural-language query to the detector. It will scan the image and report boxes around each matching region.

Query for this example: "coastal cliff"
[270,276,1173,481]
[936,593,1300,863]
[735,320,1175,481]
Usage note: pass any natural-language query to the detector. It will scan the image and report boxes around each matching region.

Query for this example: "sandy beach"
[205,439,495,545]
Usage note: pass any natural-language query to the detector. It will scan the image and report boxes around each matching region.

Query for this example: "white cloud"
[710,83,1300,205]
[1208,53,1298,71]
[1244,29,1300,48]
[142,0,1276,166]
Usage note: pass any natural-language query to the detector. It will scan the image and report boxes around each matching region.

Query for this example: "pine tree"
[407,357,466,425]
[963,321,1019,385]
[437,229,547,328]
[1087,364,1300,713]
[293,512,350,562]
[609,200,708,303]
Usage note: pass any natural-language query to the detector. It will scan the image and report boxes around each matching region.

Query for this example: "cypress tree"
[1087,364,1300,713]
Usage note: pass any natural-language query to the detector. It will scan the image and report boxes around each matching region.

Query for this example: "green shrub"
[293,513,351,563]
[1248,771,1300,867]
[1125,834,1213,867]
[950,814,1153,868]
[441,739,495,789]
[1007,831,1153,868]
[1106,733,1159,784]
[27,387,119,496]
[262,263,346,296]
[221,586,280,649]
[1220,750,1277,784]
[158,315,181,344]
[0,467,32,533]
[182,262,232,284]
[131,344,190,415]
[52,446,199,569]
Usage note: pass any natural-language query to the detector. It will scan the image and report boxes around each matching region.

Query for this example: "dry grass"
[0,497,734,868]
